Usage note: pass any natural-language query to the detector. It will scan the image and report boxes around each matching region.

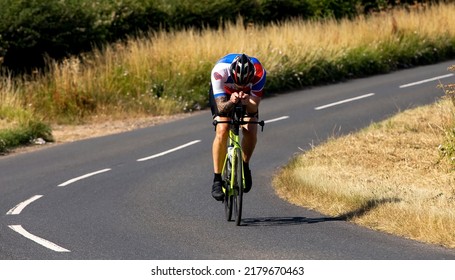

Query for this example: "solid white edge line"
[399,73,454,88]
[58,168,112,187]
[8,225,70,252]
[265,116,290,123]
[137,140,201,162]
[6,195,43,215]
[315,93,375,110]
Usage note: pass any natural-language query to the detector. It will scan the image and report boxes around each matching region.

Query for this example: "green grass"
[0,122,52,153]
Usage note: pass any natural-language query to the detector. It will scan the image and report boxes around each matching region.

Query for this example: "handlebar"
[212,100,264,131]
[213,119,265,132]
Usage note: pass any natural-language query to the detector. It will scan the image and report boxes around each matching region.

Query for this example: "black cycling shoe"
[211,181,225,201]
[244,168,252,193]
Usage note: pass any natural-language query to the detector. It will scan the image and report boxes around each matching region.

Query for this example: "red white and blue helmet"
[229,54,256,86]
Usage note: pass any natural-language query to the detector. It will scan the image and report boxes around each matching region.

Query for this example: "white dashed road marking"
[137,140,201,162]
[399,73,454,88]
[8,225,70,252]
[315,93,375,110]
[265,116,289,123]
[6,195,43,215]
[58,168,112,187]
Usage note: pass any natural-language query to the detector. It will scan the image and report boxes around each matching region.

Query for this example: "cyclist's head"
[229,54,255,86]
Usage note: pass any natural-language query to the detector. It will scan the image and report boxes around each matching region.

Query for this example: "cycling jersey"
[211,53,266,99]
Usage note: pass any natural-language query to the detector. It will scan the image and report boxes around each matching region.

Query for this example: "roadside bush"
[0,119,53,154]
[107,0,169,40]
[2,0,430,73]
[0,0,167,73]
[171,0,257,29]
[255,0,315,23]
[0,0,109,72]
[309,0,359,19]
[360,0,444,13]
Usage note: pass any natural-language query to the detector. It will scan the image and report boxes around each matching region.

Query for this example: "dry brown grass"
[273,97,455,248]
[0,75,29,129]
[0,75,19,107]
[2,3,454,125]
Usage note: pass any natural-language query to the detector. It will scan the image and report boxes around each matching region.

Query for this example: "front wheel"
[224,188,233,221]
[223,160,233,221]
[233,148,243,226]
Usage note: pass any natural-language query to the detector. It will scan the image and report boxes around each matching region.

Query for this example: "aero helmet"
[229,54,256,86]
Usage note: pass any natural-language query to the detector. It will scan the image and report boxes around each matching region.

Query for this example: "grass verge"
[273,95,455,248]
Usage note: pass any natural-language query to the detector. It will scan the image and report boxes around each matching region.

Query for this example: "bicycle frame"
[213,105,264,194]
[213,104,264,225]
[223,126,242,196]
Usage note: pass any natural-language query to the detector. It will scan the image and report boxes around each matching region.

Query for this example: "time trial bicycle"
[213,104,264,226]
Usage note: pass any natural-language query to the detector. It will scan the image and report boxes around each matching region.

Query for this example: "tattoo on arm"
[216,96,234,115]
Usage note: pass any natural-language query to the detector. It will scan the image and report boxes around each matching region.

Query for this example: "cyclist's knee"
[243,122,258,135]
[242,128,257,142]
[214,125,229,143]
[214,117,230,133]
[216,123,229,135]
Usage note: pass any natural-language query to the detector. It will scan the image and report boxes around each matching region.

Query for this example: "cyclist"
[209,53,267,201]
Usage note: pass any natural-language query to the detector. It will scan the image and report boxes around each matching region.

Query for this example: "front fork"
[222,131,242,195]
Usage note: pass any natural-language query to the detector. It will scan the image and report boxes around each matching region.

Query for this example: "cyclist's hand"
[238,91,250,105]
[230,92,240,104]
[230,91,250,104]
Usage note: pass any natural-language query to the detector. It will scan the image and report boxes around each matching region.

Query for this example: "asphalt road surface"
[1,60,455,260]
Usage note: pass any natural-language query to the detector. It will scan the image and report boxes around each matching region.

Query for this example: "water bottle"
[227,146,233,160]
[226,146,233,180]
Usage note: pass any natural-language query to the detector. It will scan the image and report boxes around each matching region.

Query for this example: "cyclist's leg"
[210,85,230,200]
[241,96,260,163]
[241,113,258,163]
[211,121,230,200]
[240,114,257,193]
[212,116,230,174]
[210,86,230,175]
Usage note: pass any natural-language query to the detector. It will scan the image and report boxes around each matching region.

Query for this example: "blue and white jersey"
[211,53,266,99]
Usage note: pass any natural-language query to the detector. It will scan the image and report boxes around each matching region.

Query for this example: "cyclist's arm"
[214,94,236,115]
[241,94,261,116]
[211,65,238,115]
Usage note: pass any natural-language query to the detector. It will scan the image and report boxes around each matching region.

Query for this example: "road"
[1,60,455,260]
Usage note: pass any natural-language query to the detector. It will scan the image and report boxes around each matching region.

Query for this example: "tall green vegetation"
[0,0,439,72]
[0,80,52,153]
[1,1,454,153]
[0,0,168,72]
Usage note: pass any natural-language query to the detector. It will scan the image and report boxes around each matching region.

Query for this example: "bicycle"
[213,104,264,226]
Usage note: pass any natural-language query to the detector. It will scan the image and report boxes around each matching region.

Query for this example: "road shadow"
[336,197,401,220]
[242,198,400,227]
[242,216,342,226]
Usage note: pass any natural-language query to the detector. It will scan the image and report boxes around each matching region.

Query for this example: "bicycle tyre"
[224,189,233,221]
[233,147,243,226]
[223,158,233,221]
